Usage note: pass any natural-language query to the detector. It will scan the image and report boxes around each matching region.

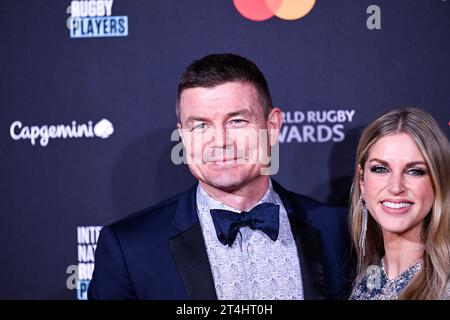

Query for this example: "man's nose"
[211,127,233,148]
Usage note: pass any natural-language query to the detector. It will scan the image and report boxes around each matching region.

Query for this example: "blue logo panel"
[77,280,90,300]
[70,16,128,38]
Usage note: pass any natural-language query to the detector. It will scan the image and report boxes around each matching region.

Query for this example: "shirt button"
[247,244,254,254]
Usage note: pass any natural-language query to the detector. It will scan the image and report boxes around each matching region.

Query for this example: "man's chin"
[199,175,246,191]
[199,172,265,192]
[206,181,243,191]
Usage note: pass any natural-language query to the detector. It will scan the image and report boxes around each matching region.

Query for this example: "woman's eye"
[407,168,426,176]
[370,165,388,174]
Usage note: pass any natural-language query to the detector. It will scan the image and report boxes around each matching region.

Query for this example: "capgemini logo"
[233,0,316,21]
[94,118,114,139]
[10,118,114,146]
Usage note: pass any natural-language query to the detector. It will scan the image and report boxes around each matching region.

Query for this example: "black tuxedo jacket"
[88,180,353,299]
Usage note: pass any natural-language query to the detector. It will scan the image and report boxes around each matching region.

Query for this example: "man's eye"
[370,165,388,174]
[192,123,207,131]
[229,119,247,127]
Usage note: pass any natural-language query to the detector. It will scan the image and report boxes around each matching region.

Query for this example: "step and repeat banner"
[1,0,449,299]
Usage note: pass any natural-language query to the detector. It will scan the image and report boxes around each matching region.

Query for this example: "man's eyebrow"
[184,116,210,124]
[184,110,252,124]
[226,109,252,118]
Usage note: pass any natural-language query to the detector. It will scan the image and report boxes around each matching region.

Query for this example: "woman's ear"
[358,164,365,195]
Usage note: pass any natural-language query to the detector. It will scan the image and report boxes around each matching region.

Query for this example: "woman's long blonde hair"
[349,108,450,299]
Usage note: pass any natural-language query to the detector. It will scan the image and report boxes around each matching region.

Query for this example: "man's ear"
[177,122,184,143]
[267,107,282,146]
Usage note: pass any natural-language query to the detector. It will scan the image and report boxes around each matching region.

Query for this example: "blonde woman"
[349,108,450,300]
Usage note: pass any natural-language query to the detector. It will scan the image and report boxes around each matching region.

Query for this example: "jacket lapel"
[272,180,327,300]
[289,216,327,299]
[168,180,328,300]
[168,184,217,300]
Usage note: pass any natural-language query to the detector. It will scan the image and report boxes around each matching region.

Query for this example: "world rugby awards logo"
[280,109,356,143]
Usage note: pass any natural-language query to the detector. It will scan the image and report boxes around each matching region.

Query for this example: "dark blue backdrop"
[1,0,449,299]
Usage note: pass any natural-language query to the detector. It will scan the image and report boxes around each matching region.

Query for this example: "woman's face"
[360,133,434,240]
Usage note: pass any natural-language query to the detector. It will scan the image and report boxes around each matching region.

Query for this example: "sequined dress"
[350,259,423,300]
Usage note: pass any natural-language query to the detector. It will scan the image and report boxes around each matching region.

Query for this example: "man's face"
[178,81,281,192]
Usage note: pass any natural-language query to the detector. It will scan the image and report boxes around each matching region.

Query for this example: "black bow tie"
[210,203,280,247]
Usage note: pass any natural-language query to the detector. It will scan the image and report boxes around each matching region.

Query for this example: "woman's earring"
[359,196,368,257]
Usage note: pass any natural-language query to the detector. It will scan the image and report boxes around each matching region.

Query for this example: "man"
[88,53,352,300]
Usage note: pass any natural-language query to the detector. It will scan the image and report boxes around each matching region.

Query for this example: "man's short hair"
[177,53,273,120]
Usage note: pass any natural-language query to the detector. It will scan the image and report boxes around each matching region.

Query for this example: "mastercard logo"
[233,0,317,21]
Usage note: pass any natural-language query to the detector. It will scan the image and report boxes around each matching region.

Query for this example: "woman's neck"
[382,229,424,280]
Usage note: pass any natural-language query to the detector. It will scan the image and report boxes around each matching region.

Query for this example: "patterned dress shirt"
[196,180,304,300]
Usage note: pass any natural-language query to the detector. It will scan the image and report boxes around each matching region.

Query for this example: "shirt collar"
[197,179,278,213]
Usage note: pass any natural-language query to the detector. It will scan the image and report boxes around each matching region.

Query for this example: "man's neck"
[199,177,270,212]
